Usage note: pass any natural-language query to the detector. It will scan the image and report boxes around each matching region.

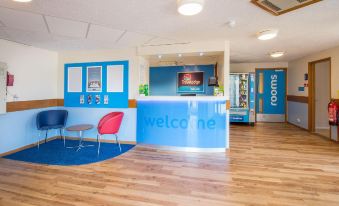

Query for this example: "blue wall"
[0,107,59,154]
[0,107,137,154]
[149,65,215,96]
[287,101,308,129]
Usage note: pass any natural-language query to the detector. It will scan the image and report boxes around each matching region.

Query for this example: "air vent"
[262,0,282,12]
[251,0,322,16]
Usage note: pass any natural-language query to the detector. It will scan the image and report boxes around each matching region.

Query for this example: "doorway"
[255,68,287,122]
[308,58,331,137]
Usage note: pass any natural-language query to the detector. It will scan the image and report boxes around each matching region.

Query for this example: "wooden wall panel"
[56,99,64,106]
[286,95,309,103]
[226,100,231,110]
[128,99,137,108]
[6,99,61,112]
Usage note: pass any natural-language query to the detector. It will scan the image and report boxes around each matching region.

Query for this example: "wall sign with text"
[256,69,286,115]
[177,71,204,93]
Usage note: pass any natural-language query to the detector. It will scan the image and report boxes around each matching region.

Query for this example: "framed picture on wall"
[87,66,102,92]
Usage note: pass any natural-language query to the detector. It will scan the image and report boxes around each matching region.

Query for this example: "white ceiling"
[0,0,338,62]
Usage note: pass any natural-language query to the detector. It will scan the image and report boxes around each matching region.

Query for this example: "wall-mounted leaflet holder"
[95,95,101,104]
[80,95,85,104]
[7,72,14,87]
[104,95,109,105]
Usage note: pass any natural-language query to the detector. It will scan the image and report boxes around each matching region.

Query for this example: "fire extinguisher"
[328,99,339,125]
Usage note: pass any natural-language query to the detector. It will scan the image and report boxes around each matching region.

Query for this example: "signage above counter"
[177,71,204,93]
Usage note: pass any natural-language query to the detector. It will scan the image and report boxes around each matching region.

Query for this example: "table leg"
[67,130,94,152]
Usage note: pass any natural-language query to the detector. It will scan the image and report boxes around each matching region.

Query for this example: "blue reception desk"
[137,96,227,152]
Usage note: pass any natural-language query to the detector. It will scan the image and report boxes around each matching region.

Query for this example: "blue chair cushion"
[37,110,68,131]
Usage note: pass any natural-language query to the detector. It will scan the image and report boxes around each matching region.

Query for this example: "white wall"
[230,62,288,73]
[0,39,58,102]
[288,45,339,97]
[58,48,139,99]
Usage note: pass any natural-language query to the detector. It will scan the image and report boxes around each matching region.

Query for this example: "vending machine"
[229,73,256,125]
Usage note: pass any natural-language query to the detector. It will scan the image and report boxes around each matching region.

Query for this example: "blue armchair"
[36,110,68,148]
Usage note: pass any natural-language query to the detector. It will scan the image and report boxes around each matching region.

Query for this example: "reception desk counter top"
[137,96,228,152]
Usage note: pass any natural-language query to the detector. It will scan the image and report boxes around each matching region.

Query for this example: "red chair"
[97,112,124,155]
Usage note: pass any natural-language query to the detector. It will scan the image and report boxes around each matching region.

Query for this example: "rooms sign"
[177,71,204,93]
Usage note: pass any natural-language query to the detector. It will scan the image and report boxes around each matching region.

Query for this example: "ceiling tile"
[0,7,47,33]
[4,27,55,46]
[45,16,88,38]
[116,31,154,48]
[87,24,124,43]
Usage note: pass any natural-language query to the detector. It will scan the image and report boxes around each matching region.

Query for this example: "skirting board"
[0,136,136,157]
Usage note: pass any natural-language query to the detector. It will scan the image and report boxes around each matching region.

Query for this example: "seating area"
[35,110,124,157]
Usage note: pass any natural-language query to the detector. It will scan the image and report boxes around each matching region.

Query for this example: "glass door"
[230,73,249,109]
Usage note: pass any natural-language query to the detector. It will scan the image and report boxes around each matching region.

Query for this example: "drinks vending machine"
[229,73,256,125]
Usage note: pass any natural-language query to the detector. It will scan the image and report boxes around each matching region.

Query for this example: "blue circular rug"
[3,139,135,166]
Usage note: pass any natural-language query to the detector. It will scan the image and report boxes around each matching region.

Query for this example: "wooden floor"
[1,123,339,206]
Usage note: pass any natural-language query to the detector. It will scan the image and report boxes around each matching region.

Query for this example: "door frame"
[308,57,332,133]
[255,68,288,122]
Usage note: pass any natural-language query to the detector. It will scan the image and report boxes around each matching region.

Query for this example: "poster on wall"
[87,66,102,92]
[177,71,204,93]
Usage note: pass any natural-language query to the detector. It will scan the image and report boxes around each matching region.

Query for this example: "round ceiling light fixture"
[12,0,32,2]
[177,0,204,16]
[270,51,285,58]
[257,29,279,40]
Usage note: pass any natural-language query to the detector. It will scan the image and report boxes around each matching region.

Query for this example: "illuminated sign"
[177,71,204,93]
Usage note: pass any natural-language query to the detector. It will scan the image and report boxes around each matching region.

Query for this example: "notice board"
[64,61,129,108]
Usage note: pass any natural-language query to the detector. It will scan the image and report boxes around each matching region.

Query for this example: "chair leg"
[61,128,65,147]
[114,134,122,152]
[37,130,41,149]
[45,130,48,143]
[97,134,101,156]
[59,129,62,140]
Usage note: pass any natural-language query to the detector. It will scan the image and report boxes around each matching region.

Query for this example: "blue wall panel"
[149,65,214,96]
[0,107,59,154]
[64,61,129,108]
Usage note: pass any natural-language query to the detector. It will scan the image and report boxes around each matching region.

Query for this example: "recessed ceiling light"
[178,53,183,58]
[157,54,162,59]
[12,0,32,2]
[270,51,285,58]
[257,29,279,40]
[177,0,204,16]
[199,52,204,56]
